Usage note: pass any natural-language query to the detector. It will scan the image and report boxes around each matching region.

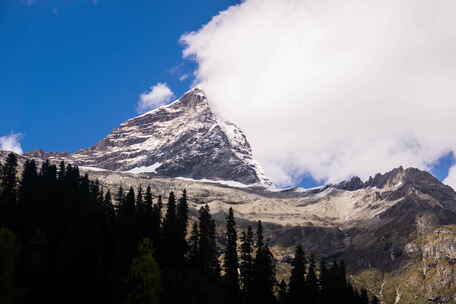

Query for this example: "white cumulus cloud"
[0,133,23,155]
[137,83,174,113]
[181,0,456,186]
[444,160,456,190]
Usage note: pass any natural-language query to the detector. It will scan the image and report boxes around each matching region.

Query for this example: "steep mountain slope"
[26,88,271,186]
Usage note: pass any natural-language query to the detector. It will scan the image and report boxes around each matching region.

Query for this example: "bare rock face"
[24,88,271,187]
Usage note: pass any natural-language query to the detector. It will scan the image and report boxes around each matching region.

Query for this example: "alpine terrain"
[4,88,456,303]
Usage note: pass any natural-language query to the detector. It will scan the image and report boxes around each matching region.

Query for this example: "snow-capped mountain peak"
[42,88,271,187]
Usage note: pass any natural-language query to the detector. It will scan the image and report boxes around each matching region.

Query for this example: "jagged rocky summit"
[26,88,271,187]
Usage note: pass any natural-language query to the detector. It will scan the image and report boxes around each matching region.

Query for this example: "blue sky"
[1,0,455,188]
[0,0,236,152]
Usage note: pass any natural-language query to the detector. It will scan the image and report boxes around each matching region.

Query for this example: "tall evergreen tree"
[256,220,264,250]
[288,245,306,304]
[223,208,240,301]
[319,259,329,304]
[198,205,220,278]
[126,238,161,304]
[161,192,178,267]
[0,153,18,228]
[18,160,38,233]
[136,186,144,216]
[116,186,125,215]
[176,190,189,264]
[188,222,199,268]
[0,228,16,304]
[240,226,254,302]
[251,221,276,304]
[252,244,276,304]
[124,187,136,218]
[305,254,319,304]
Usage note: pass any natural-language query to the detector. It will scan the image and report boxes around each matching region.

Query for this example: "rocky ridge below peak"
[336,166,449,192]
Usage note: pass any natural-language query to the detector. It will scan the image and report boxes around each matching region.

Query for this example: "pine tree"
[288,245,306,304]
[319,259,329,303]
[151,195,162,250]
[240,226,254,302]
[0,228,16,304]
[142,186,154,240]
[251,221,276,304]
[103,191,115,221]
[176,190,189,265]
[188,222,199,268]
[136,186,144,211]
[198,205,220,278]
[252,243,276,304]
[256,220,264,250]
[18,160,38,233]
[305,254,319,304]
[223,208,240,301]
[116,186,125,215]
[161,192,178,267]
[118,187,136,219]
[126,238,161,304]
[0,153,18,228]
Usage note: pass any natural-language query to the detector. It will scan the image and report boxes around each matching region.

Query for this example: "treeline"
[0,153,379,304]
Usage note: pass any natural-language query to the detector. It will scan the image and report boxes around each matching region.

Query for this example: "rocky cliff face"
[24,88,271,187]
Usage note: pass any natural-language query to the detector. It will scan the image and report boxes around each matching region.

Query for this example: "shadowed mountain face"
[25,88,271,186]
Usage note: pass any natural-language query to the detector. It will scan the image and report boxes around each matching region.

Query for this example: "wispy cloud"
[137,83,175,113]
[20,0,37,7]
[179,74,190,82]
[182,0,456,186]
[0,133,23,155]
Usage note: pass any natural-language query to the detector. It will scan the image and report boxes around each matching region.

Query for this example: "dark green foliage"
[251,221,275,304]
[223,208,240,302]
[0,156,367,304]
[127,238,161,304]
[198,204,220,278]
[176,190,189,265]
[188,222,199,267]
[252,244,276,304]
[0,228,16,304]
[0,153,18,229]
[240,225,254,302]
[256,220,264,250]
[288,245,306,303]
[304,254,319,304]
[160,192,179,268]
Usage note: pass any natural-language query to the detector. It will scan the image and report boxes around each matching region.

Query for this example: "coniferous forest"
[0,153,379,304]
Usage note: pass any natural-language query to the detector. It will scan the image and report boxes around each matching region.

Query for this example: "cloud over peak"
[137,83,174,113]
[181,0,456,187]
[0,133,23,155]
